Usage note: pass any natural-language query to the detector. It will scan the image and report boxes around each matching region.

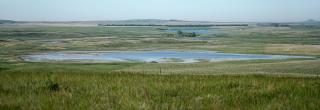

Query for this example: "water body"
[23,51,313,63]
[165,27,211,34]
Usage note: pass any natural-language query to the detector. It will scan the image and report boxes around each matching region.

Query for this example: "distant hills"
[256,19,320,27]
[0,19,215,26]
[1,19,320,27]
[95,19,215,25]
[0,20,16,24]
[0,19,248,27]
[298,19,320,25]
[95,19,252,27]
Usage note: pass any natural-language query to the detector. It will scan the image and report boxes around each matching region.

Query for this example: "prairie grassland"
[266,44,320,56]
[1,26,320,60]
[0,25,320,109]
[1,70,320,110]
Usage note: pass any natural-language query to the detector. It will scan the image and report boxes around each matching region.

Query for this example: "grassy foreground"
[0,61,320,110]
[1,25,320,109]
[1,72,320,110]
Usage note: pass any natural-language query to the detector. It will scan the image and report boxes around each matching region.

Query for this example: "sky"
[0,0,320,22]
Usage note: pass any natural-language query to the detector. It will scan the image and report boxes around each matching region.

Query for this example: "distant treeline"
[98,24,248,27]
[0,20,16,24]
[257,22,320,28]
[257,23,290,27]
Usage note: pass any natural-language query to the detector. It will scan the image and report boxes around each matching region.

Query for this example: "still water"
[23,51,313,63]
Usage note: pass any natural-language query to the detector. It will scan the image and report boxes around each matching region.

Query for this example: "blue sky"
[0,0,319,22]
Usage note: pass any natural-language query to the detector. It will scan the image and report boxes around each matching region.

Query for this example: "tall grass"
[1,71,320,110]
[0,61,319,109]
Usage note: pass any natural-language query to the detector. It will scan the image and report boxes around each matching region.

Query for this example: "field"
[0,25,320,109]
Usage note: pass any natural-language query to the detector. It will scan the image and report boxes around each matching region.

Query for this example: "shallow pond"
[23,51,313,63]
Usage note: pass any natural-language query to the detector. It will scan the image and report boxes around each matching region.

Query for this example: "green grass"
[1,25,320,109]
[120,59,320,75]
[1,26,320,59]
[1,71,320,110]
[0,60,319,109]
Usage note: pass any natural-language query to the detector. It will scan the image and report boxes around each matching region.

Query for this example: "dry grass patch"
[266,44,320,56]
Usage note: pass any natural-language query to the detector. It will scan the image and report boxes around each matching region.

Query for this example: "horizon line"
[1,18,319,23]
